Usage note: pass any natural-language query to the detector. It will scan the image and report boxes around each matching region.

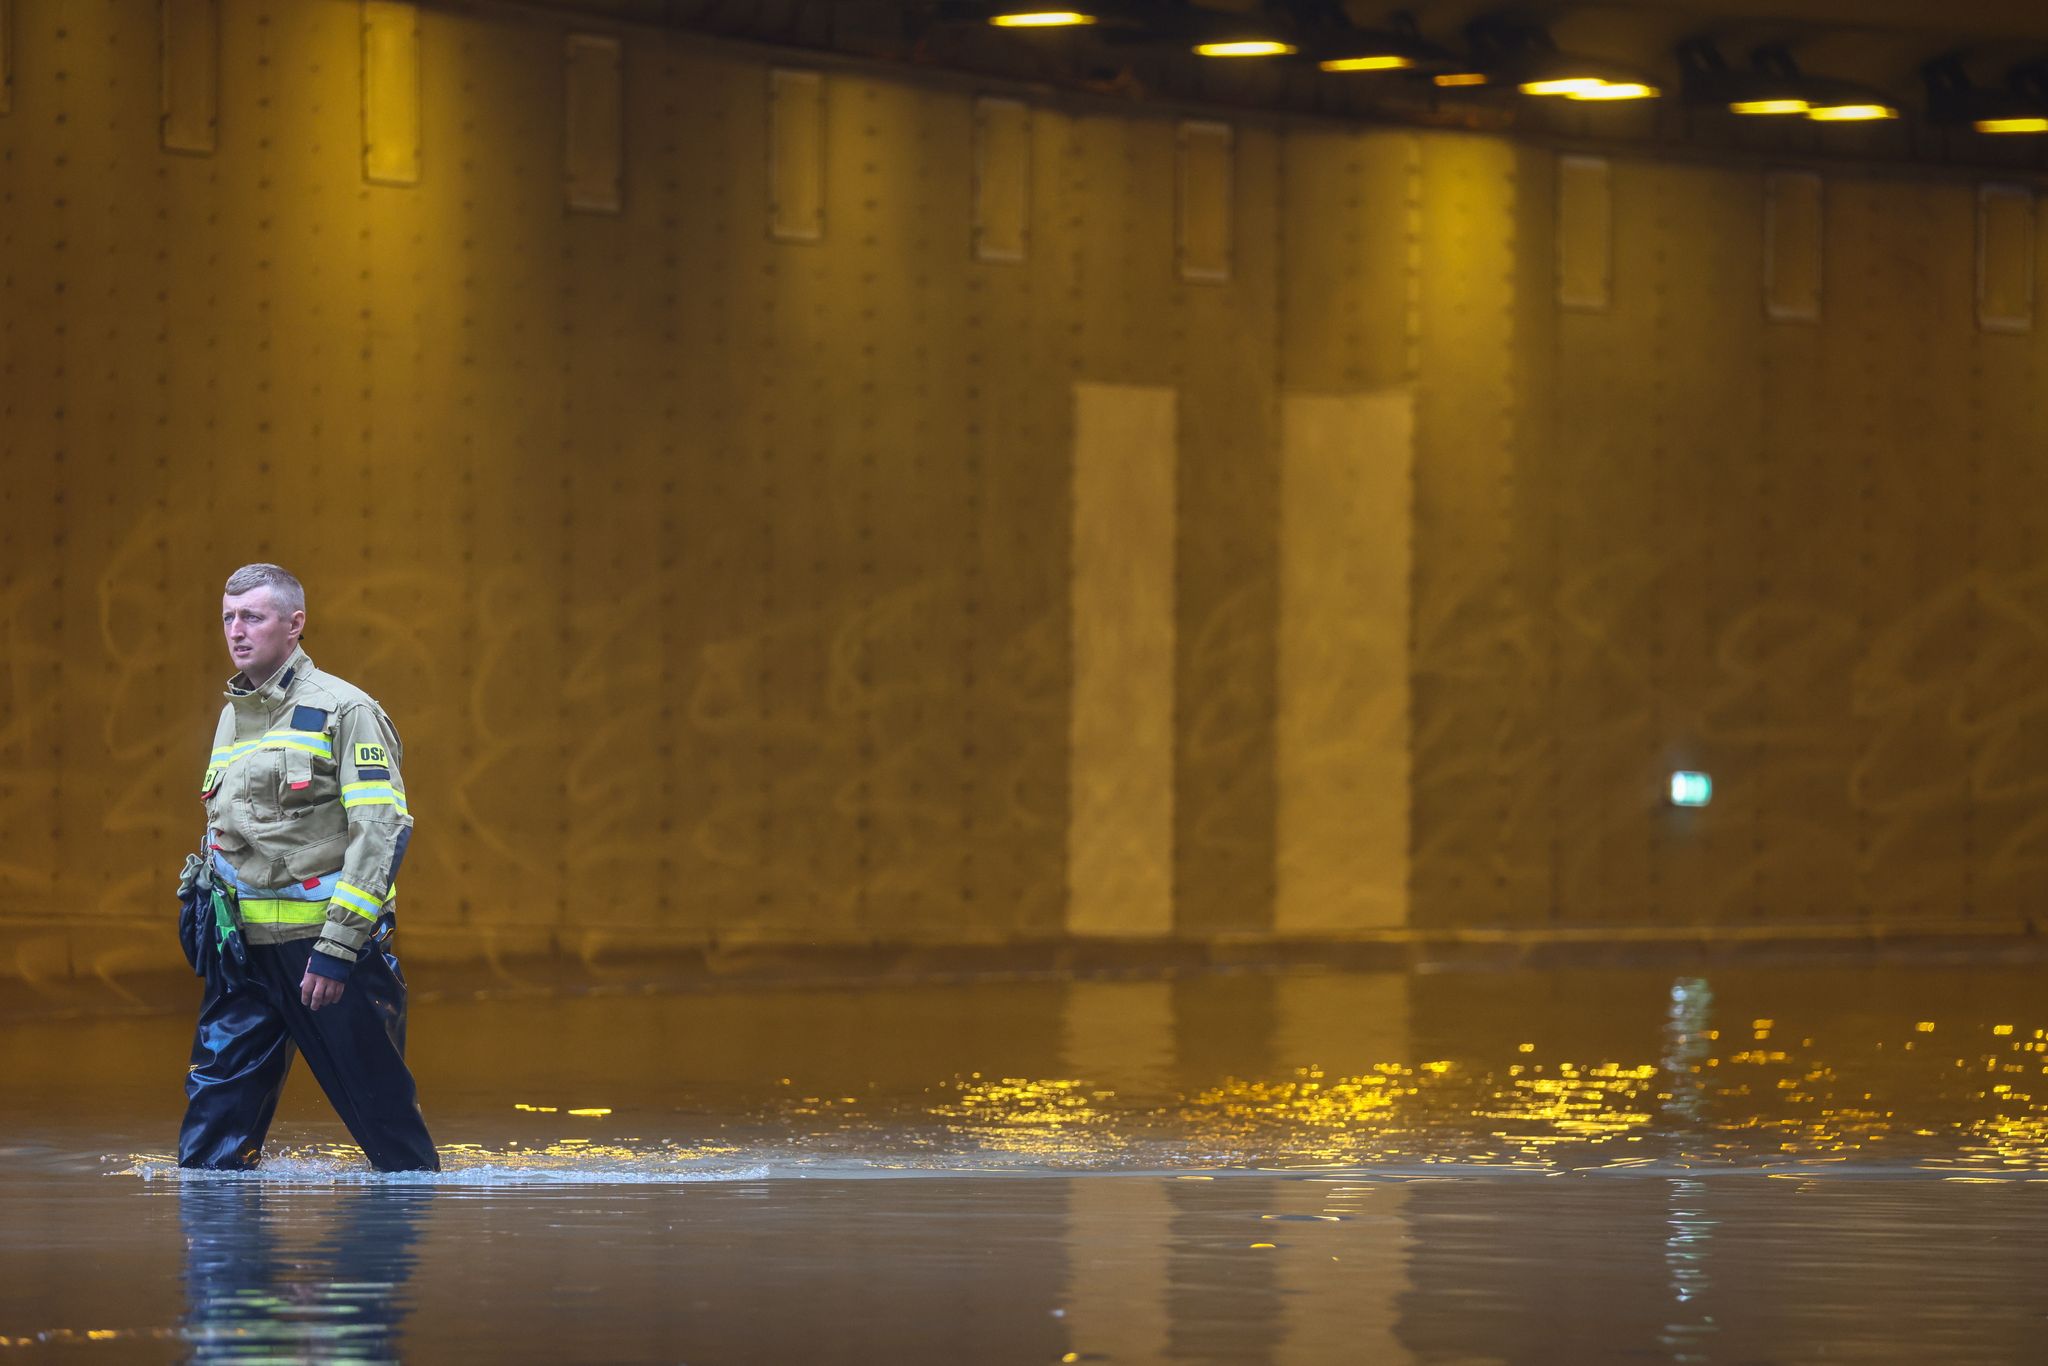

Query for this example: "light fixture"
[1682,41,1900,125]
[1728,99,1810,116]
[1195,39,1296,57]
[1806,102,1897,122]
[1519,73,1660,101]
[1182,3,1300,59]
[1679,40,1806,116]
[1521,76,1606,96]
[1308,12,1456,77]
[948,2,1117,32]
[988,9,1098,26]
[1926,57,2048,136]
[1461,17,1661,105]
[1567,82,1658,101]
[1321,53,1411,72]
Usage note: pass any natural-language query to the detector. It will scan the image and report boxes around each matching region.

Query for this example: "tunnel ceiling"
[470,0,2048,169]
[496,0,2048,42]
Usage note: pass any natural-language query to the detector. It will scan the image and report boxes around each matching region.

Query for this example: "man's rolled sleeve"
[314,704,414,976]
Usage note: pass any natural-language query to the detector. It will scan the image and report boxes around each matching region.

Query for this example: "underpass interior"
[4,1,2048,1361]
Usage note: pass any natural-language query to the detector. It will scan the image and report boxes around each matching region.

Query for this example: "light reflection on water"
[8,963,2048,1360]
[1660,980,1719,1362]
[89,962,2048,1181]
[106,1034,2048,1184]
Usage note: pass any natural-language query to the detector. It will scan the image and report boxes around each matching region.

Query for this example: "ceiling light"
[1807,103,1897,122]
[1567,82,1659,101]
[1678,38,1805,115]
[1521,76,1608,97]
[1306,14,1456,78]
[1926,57,2048,135]
[1519,75,1659,101]
[1181,5,1301,60]
[1681,40,1898,125]
[1434,71,1488,88]
[1462,19,1658,105]
[1320,54,1413,73]
[1195,39,1295,58]
[989,9,1098,26]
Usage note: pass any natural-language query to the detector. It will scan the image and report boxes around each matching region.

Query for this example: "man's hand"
[300,968,346,1011]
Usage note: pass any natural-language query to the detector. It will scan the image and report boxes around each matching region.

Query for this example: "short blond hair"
[224,563,305,615]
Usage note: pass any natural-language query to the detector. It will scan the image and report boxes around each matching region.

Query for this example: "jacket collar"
[227,644,313,706]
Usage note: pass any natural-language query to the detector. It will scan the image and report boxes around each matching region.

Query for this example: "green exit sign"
[1669,771,1712,807]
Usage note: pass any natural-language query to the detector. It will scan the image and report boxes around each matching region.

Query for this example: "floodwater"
[4,961,2048,1362]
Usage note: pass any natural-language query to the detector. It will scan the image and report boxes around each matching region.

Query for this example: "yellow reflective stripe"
[238,899,328,926]
[330,882,383,920]
[211,730,333,762]
[264,729,333,757]
[341,782,410,816]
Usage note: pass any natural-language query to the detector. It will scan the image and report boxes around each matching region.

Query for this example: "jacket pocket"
[278,746,323,812]
[284,830,349,882]
[203,786,239,838]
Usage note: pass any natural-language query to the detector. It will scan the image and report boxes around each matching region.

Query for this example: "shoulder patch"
[201,766,222,796]
[353,764,391,781]
[291,705,330,732]
[353,741,391,768]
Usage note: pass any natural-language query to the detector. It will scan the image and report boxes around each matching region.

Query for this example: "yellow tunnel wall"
[2,0,2045,989]
[1421,154,2048,934]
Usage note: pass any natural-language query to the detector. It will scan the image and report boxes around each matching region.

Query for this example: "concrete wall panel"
[1068,382,1176,940]
[1276,391,1411,934]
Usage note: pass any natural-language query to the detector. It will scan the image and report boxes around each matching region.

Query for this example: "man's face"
[221,587,304,684]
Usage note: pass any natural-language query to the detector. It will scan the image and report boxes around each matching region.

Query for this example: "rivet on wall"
[1176,119,1231,283]
[1976,182,2034,335]
[972,95,1028,263]
[767,67,823,242]
[159,0,216,154]
[1556,153,1610,311]
[1764,169,1822,323]
[361,0,419,187]
[564,33,621,214]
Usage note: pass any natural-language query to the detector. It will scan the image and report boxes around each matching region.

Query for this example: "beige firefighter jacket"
[200,645,413,969]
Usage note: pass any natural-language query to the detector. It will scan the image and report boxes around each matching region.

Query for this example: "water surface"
[4,962,2046,1361]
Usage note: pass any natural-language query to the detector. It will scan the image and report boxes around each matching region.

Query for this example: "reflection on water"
[180,1184,425,1361]
[101,959,2035,1182]
[6,962,2048,1360]
[1660,980,1719,1361]
[1661,1177,1718,1362]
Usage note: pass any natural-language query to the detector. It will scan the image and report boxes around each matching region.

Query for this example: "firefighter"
[178,562,438,1172]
